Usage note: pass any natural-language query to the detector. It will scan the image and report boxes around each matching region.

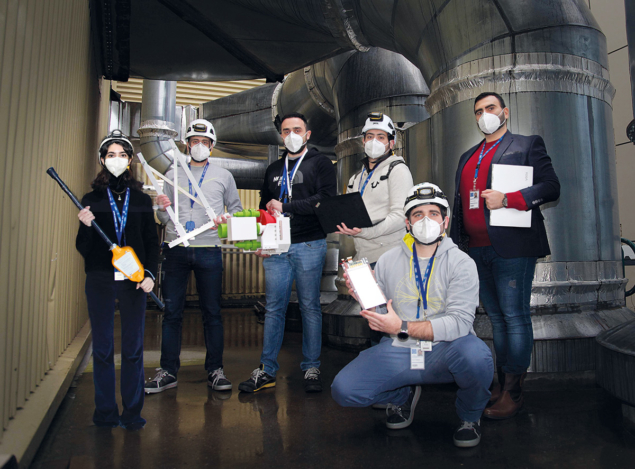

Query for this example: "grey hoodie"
[374,233,479,343]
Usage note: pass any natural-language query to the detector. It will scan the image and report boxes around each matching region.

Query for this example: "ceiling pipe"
[138,79,268,188]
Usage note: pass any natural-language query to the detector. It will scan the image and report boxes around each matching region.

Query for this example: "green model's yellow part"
[233,209,260,217]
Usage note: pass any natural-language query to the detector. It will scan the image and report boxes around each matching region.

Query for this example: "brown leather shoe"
[487,367,505,406]
[483,372,525,420]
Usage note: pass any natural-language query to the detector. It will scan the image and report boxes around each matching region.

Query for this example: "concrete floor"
[31,309,635,469]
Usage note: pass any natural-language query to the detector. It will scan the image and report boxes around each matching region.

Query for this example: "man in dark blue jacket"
[450,92,560,419]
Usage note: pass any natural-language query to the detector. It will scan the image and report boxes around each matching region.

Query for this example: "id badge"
[469,190,479,209]
[185,221,195,232]
[410,345,425,370]
[114,271,125,281]
[420,341,432,352]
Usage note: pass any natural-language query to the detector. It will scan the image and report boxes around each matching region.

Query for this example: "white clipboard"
[490,164,533,228]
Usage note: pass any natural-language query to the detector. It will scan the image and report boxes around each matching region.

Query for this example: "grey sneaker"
[453,420,481,448]
[144,368,177,394]
[303,367,322,393]
[208,367,232,391]
[386,385,421,429]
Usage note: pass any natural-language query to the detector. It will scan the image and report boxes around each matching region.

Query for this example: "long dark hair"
[91,139,143,191]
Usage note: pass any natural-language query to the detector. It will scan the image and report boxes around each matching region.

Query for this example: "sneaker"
[238,364,276,393]
[386,385,421,429]
[144,368,177,394]
[453,420,481,448]
[208,367,232,391]
[303,367,322,393]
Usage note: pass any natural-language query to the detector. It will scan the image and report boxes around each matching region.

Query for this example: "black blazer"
[450,132,560,259]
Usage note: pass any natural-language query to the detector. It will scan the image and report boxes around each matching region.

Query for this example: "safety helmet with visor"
[361,112,396,140]
[185,119,217,146]
[98,129,133,162]
[404,182,450,219]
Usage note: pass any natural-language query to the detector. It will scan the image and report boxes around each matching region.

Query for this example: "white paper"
[113,251,140,277]
[347,263,386,310]
[490,164,533,228]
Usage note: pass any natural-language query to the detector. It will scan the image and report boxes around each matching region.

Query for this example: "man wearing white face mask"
[332,182,493,448]
[451,92,560,420]
[336,112,413,266]
[238,113,336,394]
[146,119,243,395]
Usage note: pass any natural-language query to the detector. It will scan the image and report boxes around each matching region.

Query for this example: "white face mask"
[478,109,506,135]
[364,138,389,159]
[283,131,307,154]
[104,157,129,177]
[190,142,211,162]
[411,216,444,245]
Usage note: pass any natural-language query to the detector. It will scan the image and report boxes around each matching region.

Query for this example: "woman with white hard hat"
[76,129,159,430]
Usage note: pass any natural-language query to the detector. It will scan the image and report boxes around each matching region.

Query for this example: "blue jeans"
[85,271,146,428]
[331,335,493,422]
[469,246,537,375]
[160,246,224,376]
[260,239,327,376]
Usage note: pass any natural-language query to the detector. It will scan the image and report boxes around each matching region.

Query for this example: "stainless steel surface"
[202,83,283,145]
[138,80,178,174]
[129,1,630,363]
[628,0,635,120]
[426,53,614,116]
[596,318,635,405]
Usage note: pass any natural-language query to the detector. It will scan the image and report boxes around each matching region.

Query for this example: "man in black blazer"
[450,92,560,419]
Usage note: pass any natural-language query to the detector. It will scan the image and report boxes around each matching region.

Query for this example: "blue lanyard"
[106,188,130,246]
[358,167,376,196]
[189,162,210,209]
[412,246,437,319]
[473,136,504,187]
[279,155,304,202]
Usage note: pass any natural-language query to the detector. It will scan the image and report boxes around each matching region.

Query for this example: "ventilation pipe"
[205,48,430,348]
[138,80,268,188]
[202,1,634,370]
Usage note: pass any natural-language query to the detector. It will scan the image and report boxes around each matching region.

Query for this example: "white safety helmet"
[98,129,134,164]
[185,119,217,146]
[404,182,450,218]
[361,112,396,139]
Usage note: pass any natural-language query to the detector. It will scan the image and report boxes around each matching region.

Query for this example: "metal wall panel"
[0,0,100,440]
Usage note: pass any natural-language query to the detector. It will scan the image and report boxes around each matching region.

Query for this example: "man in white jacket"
[336,112,413,266]
[332,183,494,448]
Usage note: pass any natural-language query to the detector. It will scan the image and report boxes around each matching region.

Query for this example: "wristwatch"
[502,194,508,208]
[397,320,409,341]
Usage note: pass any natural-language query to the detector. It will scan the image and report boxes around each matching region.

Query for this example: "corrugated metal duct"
[200,1,633,370]
[0,0,101,459]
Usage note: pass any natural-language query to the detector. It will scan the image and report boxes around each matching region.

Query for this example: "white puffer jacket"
[346,154,413,263]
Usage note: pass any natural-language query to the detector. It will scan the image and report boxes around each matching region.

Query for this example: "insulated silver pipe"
[138,80,178,174]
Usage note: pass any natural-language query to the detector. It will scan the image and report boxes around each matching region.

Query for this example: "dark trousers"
[85,271,146,427]
[160,246,224,376]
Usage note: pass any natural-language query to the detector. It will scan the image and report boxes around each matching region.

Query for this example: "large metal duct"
[205,47,430,347]
[626,0,635,142]
[199,1,634,370]
[137,80,268,188]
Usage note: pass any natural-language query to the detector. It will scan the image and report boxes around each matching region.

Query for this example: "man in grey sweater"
[331,182,493,448]
[145,119,242,394]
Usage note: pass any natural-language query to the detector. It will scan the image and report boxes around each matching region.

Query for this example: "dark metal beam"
[156,0,284,83]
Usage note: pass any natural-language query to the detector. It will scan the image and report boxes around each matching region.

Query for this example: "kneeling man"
[331,182,493,447]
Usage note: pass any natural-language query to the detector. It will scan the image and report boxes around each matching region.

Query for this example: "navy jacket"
[450,132,560,259]
[260,147,336,243]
